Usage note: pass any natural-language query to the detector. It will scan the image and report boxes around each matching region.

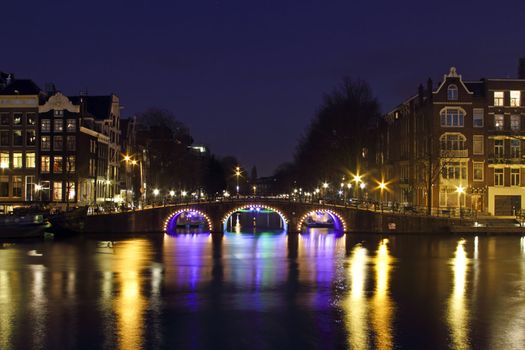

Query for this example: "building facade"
[379,66,525,216]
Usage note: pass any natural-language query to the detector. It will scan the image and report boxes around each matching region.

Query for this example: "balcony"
[487,154,525,164]
[441,149,468,158]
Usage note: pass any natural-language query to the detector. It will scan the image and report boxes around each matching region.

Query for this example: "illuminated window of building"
[13,113,22,125]
[494,91,504,106]
[494,168,504,186]
[511,115,521,131]
[0,131,9,146]
[473,162,484,181]
[26,153,35,168]
[440,133,466,153]
[26,130,36,146]
[0,153,9,168]
[473,135,484,155]
[510,91,521,107]
[442,161,467,180]
[54,119,63,132]
[13,130,22,146]
[511,168,520,186]
[67,182,76,201]
[27,113,36,125]
[510,139,521,158]
[66,156,76,173]
[447,84,458,100]
[440,108,465,127]
[12,176,22,197]
[0,176,8,197]
[13,153,22,169]
[473,108,484,127]
[41,136,50,150]
[66,119,76,132]
[53,181,62,201]
[41,156,50,173]
[494,139,504,158]
[494,115,504,130]
[53,136,63,151]
[25,176,35,201]
[41,119,50,132]
[53,156,63,173]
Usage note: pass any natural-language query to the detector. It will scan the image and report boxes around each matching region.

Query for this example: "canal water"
[1,230,524,349]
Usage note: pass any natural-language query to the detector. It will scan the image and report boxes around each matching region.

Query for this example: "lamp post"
[379,182,386,213]
[353,175,362,200]
[456,185,465,219]
[153,188,159,207]
[235,166,241,198]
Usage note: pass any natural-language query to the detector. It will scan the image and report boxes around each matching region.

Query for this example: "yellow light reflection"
[114,241,147,350]
[343,244,368,350]
[371,239,393,350]
[0,270,13,349]
[447,239,470,350]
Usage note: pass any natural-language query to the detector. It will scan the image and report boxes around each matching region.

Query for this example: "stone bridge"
[83,198,457,234]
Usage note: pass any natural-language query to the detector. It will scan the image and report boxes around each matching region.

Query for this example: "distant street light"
[169,190,175,197]
[153,188,160,196]
[456,185,465,218]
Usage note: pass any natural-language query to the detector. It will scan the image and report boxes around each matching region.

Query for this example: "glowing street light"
[360,183,366,189]
[456,185,465,218]
[153,188,160,196]
[181,190,187,197]
[378,182,387,212]
[252,185,257,196]
[322,182,329,189]
[235,166,241,197]
[169,190,175,197]
[123,155,131,162]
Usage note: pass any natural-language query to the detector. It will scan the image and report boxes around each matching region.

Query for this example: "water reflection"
[447,239,470,350]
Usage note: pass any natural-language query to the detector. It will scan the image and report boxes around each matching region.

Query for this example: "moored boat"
[0,214,50,239]
[48,206,88,236]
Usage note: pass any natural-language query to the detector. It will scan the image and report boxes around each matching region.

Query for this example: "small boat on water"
[0,214,50,239]
[48,206,88,235]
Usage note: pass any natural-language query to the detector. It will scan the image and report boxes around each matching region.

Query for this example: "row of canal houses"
[373,59,525,216]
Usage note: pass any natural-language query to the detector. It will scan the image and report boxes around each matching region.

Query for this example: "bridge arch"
[221,204,289,232]
[297,209,347,232]
[163,208,213,233]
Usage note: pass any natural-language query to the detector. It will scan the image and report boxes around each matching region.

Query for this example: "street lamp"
[235,166,241,197]
[379,182,387,212]
[456,185,465,218]
[252,185,257,197]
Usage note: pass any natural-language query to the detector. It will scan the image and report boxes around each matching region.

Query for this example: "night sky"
[3,0,524,175]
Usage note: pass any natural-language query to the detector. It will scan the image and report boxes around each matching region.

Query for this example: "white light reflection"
[344,244,368,350]
[474,236,478,260]
[521,237,525,256]
[447,239,470,350]
[371,239,393,350]
[0,270,14,349]
[30,264,47,350]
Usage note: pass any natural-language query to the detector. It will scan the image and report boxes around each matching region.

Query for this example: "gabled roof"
[69,95,113,119]
[433,67,473,95]
[0,79,41,95]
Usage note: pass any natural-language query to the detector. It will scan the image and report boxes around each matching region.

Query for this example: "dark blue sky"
[3,0,524,175]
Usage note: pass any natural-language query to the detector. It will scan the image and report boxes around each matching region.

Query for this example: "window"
[26,130,36,146]
[511,169,520,186]
[41,156,50,173]
[26,153,35,168]
[27,113,36,125]
[0,131,9,146]
[53,136,63,151]
[511,139,521,158]
[510,91,521,107]
[511,115,521,131]
[13,113,22,125]
[495,168,504,186]
[13,153,22,169]
[53,156,63,173]
[53,181,62,201]
[89,159,96,176]
[25,176,35,201]
[473,135,484,155]
[442,161,467,180]
[13,130,22,146]
[54,110,63,118]
[473,162,484,181]
[440,108,465,127]
[90,140,97,153]
[67,136,76,151]
[494,139,504,158]
[440,133,466,151]
[0,153,9,169]
[66,156,76,173]
[54,119,63,132]
[494,115,504,130]
[41,136,50,150]
[41,119,51,132]
[494,91,504,106]
[66,119,76,132]
[67,182,76,201]
[0,176,8,197]
[0,114,9,126]
[40,181,51,201]
[12,176,22,197]
[473,108,484,127]
[448,84,458,100]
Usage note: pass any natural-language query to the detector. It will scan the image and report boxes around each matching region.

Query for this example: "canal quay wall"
[81,203,487,235]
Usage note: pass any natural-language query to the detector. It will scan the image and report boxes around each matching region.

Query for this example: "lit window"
[13,153,23,169]
[510,91,521,107]
[54,119,63,132]
[66,119,76,132]
[67,182,76,201]
[494,115,504,130]
[27,113,36,125]
[473,108,484,127]
[0,153,9,169]
[511,115,521,131]
[511,139,521,158]
[447,84,458,100]
[53,156,63,173]
[13,113,22,125]
[41,119,51,132]
[494,168,504,186]
[41,136,50,150]
[473,135,484,155]
[494,139,504,158]
[442,161,467,180]
[26,130,36,146]
[53,181,62,201]
[13,130,22,146]
[511,168,520,186]
[26,153,35,168]
[66,156,76,173]
[41,156,50,173]
[494,91,504,106]
[473,162,484,181]
[440,108,465,127]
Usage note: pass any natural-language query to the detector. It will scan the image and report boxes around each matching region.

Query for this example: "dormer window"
[447,84,458,100]
[54,110,64,118]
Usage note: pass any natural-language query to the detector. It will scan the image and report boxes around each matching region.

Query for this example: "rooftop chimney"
[519,57,525,79]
